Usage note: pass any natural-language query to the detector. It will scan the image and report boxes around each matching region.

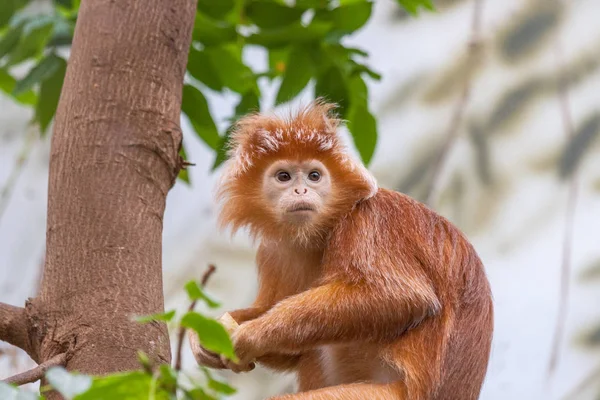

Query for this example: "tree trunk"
[0,0,196,396]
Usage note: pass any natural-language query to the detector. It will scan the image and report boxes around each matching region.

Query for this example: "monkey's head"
[216,100,377,246]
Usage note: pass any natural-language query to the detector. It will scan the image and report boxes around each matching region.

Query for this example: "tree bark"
[0,0,196,395]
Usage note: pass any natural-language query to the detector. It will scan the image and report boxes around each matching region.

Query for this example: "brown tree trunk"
[0,0,196,395]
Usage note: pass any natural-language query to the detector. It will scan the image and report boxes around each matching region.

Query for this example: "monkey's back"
[349,189,494,399]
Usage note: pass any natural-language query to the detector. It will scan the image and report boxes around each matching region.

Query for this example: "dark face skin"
[262,159,332,225]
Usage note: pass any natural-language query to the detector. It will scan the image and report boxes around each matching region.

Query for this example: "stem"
[546,26,578,380]
[425,0,485,207]
[173,265,216,372]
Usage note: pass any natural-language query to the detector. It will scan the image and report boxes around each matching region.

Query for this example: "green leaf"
[245,1,304,29]
[13,54,63,95]
[186,388,217,400]
[346,104,377,165]
[396,0,435,16]
[73,371,169,400]
[348,74,368,106]
[212,127,233,171]
[0,0,27,29]
[246,21,332,48]
[202,369,236,395]
[184,280,220,308]
[187,47,224,92]
[182,85,220,150]
[213,91,259,170]
[276,46,313,105]
[0,382,41,400]
[0,22,24,61]
[158,365,177,393]
[134,310,176,323]
[0,68,37,105]
[235,90,260,117]
[268,47,289,76]
[350,61,381,80]
[6,16,55,66]
[205,45,255,94]
[197,0,236,20]
[192,12,237,46]
[315,66,349,117]
[35,55,66,134]
[331,1,373,33]
[178,144,191,184]
[181,312,237,361]
[46,367,93,400]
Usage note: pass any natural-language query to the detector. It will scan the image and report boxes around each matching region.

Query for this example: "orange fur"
[193,101,493,400]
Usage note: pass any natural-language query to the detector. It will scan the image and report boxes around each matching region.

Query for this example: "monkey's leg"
[269,381,406,400]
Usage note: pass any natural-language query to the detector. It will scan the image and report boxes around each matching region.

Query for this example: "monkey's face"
[262,159,332,225]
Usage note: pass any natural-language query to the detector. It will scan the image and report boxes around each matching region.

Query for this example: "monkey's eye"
[276,171,292,182]
[308,170,321,182]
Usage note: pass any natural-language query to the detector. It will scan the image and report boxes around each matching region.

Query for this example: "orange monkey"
[189,101,493,400]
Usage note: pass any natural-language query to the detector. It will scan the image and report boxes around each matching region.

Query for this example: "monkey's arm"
[227,202,441,367]
[191,305,301,372]
[230,277,439,366]
[229,307,302,371]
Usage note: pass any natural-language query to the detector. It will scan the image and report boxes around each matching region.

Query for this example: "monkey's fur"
[189,101,493,400]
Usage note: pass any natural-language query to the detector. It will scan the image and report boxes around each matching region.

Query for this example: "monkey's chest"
[317,344,399,386]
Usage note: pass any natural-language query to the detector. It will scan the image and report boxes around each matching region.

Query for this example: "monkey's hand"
[220,322,261,373]
[188,329,227,369]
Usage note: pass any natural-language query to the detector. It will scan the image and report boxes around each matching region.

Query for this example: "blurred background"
[1,0,600,399]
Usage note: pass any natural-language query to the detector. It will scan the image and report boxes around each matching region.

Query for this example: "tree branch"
[1,353,67,386]
[0,302,33,358]
[425,0,485,206]
[173,264,217,372]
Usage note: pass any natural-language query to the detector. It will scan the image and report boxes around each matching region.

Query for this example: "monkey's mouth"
[287,203,316,213]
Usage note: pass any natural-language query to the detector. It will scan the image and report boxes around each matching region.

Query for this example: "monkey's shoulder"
[331,187,458,243]
[347,188,433,223]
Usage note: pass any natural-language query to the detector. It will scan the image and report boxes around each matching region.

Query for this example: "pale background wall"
[2,0,600,399]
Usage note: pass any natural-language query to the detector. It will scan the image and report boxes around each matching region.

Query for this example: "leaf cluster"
[0,0,434,183]
[0,279,237,400]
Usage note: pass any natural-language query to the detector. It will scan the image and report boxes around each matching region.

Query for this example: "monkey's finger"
[188,330,226,368]
[221,355,255,373]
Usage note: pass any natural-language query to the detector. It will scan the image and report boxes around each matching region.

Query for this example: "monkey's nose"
[294,188,308,195]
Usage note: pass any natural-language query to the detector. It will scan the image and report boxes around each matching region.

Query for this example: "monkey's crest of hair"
[216,100,378,244]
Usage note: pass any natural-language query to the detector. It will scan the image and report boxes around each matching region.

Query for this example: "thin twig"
[173,264,217,372]
[561,363,600,399]
[0,125,37,226]
[546,26,578,380]
[1,353,67,386]
[425,0,485,207]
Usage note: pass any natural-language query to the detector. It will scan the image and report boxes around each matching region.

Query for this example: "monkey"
[188,100,494,400]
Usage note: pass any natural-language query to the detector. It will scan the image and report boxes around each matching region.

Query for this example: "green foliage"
[134,310,176,323]
[0,0,434,177]
[184,280,221,308]
[396,0,436,16]
[1,283,239,400]
[181,312,237,361]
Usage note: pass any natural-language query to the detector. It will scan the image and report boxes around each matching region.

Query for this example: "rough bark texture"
[0,0,196,394]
